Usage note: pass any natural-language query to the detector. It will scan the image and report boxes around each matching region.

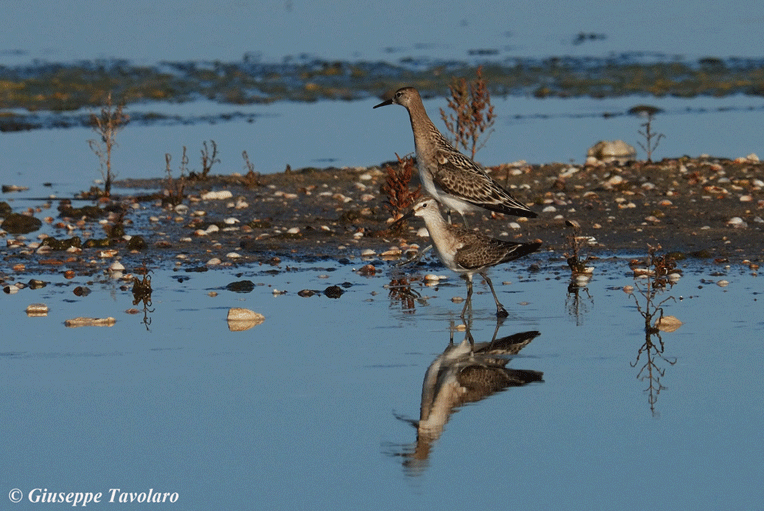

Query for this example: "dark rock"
[324,285,344,298]
[226,280,255,293]
[127,235,147,251]
[3,213,42,234]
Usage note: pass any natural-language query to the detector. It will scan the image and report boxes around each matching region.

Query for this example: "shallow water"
[2,1,764,508]
[3,93,763,202]
[2,255,763,509]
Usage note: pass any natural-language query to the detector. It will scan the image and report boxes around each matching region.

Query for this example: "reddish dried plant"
[439,66,496,159]
[382,153,421,221]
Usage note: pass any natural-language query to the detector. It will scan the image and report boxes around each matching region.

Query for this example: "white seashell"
[108,261,125,272]
[727,217,747,228]
[201,190,233,200]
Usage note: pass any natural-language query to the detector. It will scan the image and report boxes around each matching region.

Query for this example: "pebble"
[287,227,300,234]
[108,261,125,272]
[717,280,729,287]
[26,303,49,316]
[206,258,222,266]
[226,307,265,331]
[201,190,233,200]
[4,285,20,294]
[655,315,683,333]
[226,252,241,259]
[360,249,376,257]
[727,217,747,228]
[65,317,116,328]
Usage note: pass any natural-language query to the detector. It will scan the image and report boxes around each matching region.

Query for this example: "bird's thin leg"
[481,271,508,318]
[461,275,474,319]
[486,315,506,351]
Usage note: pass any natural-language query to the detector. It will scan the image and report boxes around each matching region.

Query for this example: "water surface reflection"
[391,319,543,475]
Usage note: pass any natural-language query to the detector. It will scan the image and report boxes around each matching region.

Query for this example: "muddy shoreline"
[2,155,763,285]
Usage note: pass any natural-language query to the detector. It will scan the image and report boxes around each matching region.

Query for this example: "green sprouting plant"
[439,66,496,159]
[88,92,129,197]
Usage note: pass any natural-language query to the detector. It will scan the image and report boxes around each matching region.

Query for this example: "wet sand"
[117,155,764,264]
[2,155,763,284]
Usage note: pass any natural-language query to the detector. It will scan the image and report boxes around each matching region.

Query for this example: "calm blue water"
[1,258,763,509]
[1,0,762,63]
[2,1,764,509]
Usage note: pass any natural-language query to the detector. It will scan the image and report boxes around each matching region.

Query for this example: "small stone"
[727,217,747,228]
[65,317,116,328]
[324,285,344,299]
[226,308,265,331]
[357,264,376,276]
[206,258,222,266]
[717,280,729,287]
[201,190,233,200]
[108,261,125,272]
[655,315,683,332]
[623,285,634,294]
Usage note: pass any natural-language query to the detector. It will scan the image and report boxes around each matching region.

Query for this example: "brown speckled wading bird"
[374,87,536,224]
[401,198,541,317]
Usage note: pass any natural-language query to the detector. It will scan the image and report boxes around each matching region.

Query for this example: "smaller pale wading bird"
[401,198,541,318]
[374,87,536,224]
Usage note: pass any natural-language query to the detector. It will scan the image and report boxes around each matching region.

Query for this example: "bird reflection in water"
[389,320,543,475]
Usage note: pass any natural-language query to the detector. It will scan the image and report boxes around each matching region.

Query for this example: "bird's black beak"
[388,208,416,230]
[373,98,393,109]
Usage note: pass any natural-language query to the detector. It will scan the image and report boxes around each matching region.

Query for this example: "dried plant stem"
[439,66,496,159]
[88,92,129,197]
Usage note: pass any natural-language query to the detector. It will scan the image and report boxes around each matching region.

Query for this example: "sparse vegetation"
[635,109,665,163]
[381,154,421,224]
[163,147,188,206]
[439,66,496,159]
[194,140,220,180]
[241,151,260,188]
[88,93,129,197]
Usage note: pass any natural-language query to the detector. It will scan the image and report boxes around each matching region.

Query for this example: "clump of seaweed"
[382,154,421,225]
[88,92,129,197]
[439,66,495,159]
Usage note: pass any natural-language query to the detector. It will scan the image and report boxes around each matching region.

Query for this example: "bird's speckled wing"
[432,148,537,218]
[454,233,540,270]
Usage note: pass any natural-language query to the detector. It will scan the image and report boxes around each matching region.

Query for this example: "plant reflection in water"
[629,245,680,417]
[131,267,154,331]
